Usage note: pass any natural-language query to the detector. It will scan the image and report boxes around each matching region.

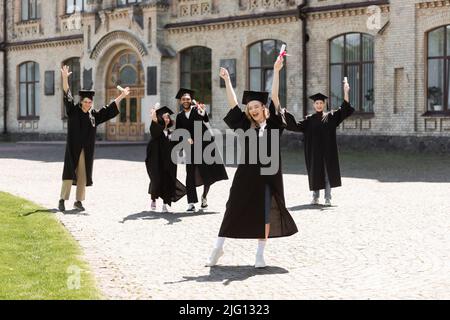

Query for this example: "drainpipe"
[2,0,7,135]
[298,0,309,118]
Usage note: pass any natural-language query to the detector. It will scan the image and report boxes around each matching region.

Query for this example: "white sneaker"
[186,204,196,213]
[325,199,332,207]
[162,204,169,213]
[151,200,156,211]
[310,198,319,206]
[255,254,266,268]
[205,248,224,267]
[201,196,208,209]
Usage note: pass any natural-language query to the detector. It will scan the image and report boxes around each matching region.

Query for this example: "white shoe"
[151,200,156,211]
[201,196,208,209]
[205,248,224,267]
[162,204,169,213]
[186,204,196,213]
[310,198,319,206]
[325,199,332,207]
[255,254,266,268]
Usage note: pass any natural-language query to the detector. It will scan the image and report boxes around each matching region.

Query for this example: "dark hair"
[158,115,174,128]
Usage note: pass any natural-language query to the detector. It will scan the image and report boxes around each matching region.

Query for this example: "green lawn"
[0,192,101,300]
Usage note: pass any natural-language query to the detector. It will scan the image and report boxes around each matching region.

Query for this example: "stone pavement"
[1,142,450,299]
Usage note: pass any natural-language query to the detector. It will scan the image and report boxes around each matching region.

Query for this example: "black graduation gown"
[62,89,119,186]
[175,106,228,186]
[218,102,298,239]
[145,121,187,206]
[284,100,355,191]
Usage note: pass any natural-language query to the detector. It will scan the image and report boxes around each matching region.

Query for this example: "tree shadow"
[120,210,220,225]
[164,265,289,286]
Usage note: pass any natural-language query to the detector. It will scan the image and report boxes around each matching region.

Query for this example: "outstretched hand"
[61,65,72,78]
[274,56,284,72]
[120,87,131,98]
[151,107,157,122]
[219,67,230,81]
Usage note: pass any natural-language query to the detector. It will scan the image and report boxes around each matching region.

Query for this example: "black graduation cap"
[176,88,195,99]
[242,91,269,105]
[79,90,95,101]
[155,106,174,118]
[309,93,328,102]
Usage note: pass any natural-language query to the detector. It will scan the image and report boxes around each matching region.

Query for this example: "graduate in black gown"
[284,77,354,206]
[174,89,228,213]
[206,57,297,269]
[145,105,187,212]
[58,65,130,212]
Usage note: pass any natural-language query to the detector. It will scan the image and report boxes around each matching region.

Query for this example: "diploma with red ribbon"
[279,44,287,58]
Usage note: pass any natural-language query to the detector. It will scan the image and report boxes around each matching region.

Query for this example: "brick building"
[0,0,449,150]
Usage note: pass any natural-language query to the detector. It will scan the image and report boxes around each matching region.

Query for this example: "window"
[117,0,142,6]
[180,46,212,115]
[62,58,81,118]
[19,62,40,118]
[21,0,40,21]
[330,33,374,112]
[66,0,87,14]
[248,40,287,107]
[108,51,144,87]
[427,25,450,113]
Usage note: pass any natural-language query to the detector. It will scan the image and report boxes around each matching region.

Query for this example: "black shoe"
[58,200,65,212]
[201,196,208,209]
[186,204,196,213]
[74,201,85,211]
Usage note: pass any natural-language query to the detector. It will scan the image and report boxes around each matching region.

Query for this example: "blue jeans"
[313,165,332,201]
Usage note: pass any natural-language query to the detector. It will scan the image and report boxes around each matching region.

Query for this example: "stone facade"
[0,0,449,148]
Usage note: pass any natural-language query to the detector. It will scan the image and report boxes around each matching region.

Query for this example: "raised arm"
[61,65,76,116]
[330,79,355,126]
[94,87,130,126]
[271,56,284,111]
[219,68,238,109]
[61,65,72,94]
[114,87,130,107]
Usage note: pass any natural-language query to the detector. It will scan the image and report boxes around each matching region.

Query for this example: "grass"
[0,192,101,300]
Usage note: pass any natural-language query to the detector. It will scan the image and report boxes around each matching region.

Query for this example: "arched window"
[19,61,40,118]
[180,46,212,114]
[427,25,450,113]
[108,51,144,87]
[330,33,374,112]
[248,40,287,107]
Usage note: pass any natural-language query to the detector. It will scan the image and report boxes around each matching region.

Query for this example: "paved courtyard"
[1,142,450,299]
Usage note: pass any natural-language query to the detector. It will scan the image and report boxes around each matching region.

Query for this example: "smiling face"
[246,100,266,124]
[162,113,171,126]
[313,100,326,113]
[180,94,192,110]
[81,98,93,113]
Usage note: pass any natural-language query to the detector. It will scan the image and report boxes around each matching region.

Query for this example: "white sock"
[215,237,225,250]
[257,240,266,256]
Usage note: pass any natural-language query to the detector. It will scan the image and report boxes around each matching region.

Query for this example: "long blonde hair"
[244,102,270,128]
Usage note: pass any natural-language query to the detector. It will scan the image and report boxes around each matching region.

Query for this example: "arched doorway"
[106,49,145,141]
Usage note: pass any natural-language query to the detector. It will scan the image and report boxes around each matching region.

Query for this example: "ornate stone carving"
[90,30,148,59]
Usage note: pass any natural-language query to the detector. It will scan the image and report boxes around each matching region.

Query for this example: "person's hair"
[244,101,270,128]
[313,100,330,121]
[158,114,174,128]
